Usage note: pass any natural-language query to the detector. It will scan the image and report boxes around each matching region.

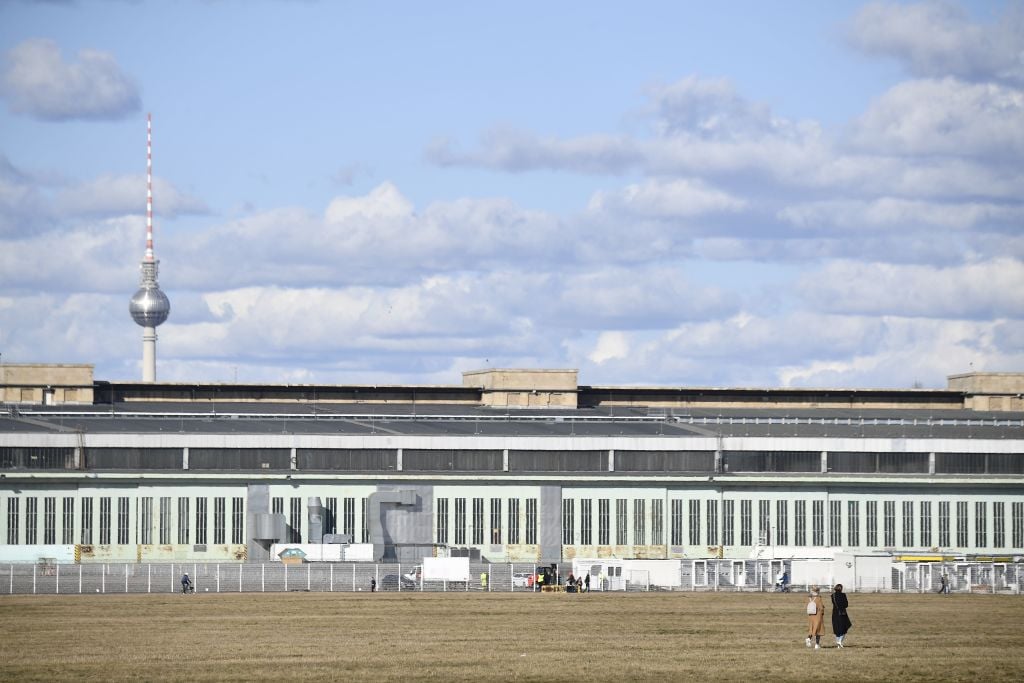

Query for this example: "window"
[43,496,56,544]
[361,498,369,543]
[562,498,575,545]
[525,498,537,545]
[939,501,950,547]
[741,500,753,546]
[688,499,701,546]
[706,499,718,546]
[436,498,449,545]
[100,497,112,545]
[272,497,283,516]
[6,498,18,544]
[508,498,519,545]
[847,501,859,547]
[794,500,806,546]
[580,499,592,546]
[994,502,1004,548]
[343,498,355,538]
[722,500,734,546]
[195,498,208,545]
[902,501,914,548]
[975,501,987,548]
[80,498,92,545]
[472,497,484,545]
[956,501,968,547]
[634,499,646,546]
[26,497,38,544]
[652,499,664,546]
[159,497,171,545]
[140,497,153,545]
[599,498,611,545]
[812,500,824,546]
[490,498,502,545]
[670,499,683,546]
[62,497,74,544]
[920,502,932,548]
[324,497,337,535]
[289,497,301,543]
[829,501,841,546]
[454,498,467,545]
[616,499,628,545]
[214,497,225,545]
[866,501,877,547]
[776,500,788,546]
[232,497,244,544]
[884,501,895,547]
[177,498,189,545]
[758,500,770,545]
[117,497,130,545]
[1013,502,1023,549]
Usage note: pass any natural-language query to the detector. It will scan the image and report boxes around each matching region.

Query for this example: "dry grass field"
[1,591,1023,681]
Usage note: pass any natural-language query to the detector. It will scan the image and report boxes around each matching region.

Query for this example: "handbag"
[806,599,817,615]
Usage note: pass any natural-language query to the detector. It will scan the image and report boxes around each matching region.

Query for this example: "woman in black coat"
[831,584,852,648]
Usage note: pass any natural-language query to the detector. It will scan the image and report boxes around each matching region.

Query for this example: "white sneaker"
[805,637,812,648]
[814,644,820,650]
[836,641,843,648]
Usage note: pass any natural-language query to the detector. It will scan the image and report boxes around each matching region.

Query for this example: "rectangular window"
[670,499,683,546]
[1013,502,1023,549]
[272,497,283,516]
[472,497,484,545]
[43,496,56,545]
[975,501,987,548]
[159,497,170,545]
[177,497,189,545]
[812,500,824,546]
[956,501,968,547]
[361,498,369,543]
[939,501,950,547]
[80,497,92,545]
[706,499,718,546]
[562,498,575,545]
[866,500,877,547]
[884,500,895,547]
[829,501,841,547]
[490,497,502,545]
[902,501,914,548]
[436,498,449,545]
[26,497,38,544]
[741,500,753,546]
[7,498,18,544]
[994,502,1004,548]
[194,498,207,545]
[508,498,519,545]
[722,500,734,546]
[232,497,244,544]
[289,497,301,543]
[794,500,806,546]
[525,498,537,545]
[920,501,932,548]
[616,499,628,545]
[62,497,74,544]
[214,497,225,545]
[100,497,111,545]
[776,500,788,546]
[117,496,130,545]
[140,497,153,545]
[599,498,610,545]
[634,499,646,546]
[847,501,859,547]
[324,497,337,536]
[343,498,355,538]
[652,499,663,546]
[688,499,701,546]
[454,497,466,545]
[581,499,592,546]
[758,500,770,545]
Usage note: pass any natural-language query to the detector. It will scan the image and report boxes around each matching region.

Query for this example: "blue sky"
[1,0,1022,388]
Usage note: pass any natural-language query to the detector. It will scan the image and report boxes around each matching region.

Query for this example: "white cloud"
[588,331,629,365]
[587,178,746,218]
[847,1,1024,84]
[56,174,208,219]
[0,38,140,121]
[778,198,1024,232]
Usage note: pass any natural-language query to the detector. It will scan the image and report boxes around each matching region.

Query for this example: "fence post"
[32,563,36,594]
[352,563,355,592]
[101,564,105,594]
[239,564,243,593]
[330,563,333,592]
[307,562,311,592]
[285,563,289,592]
[262,563,265,592]
[79,564,82,594]
[217,564,221,593]
[55,564,59,595]
[125,564,128,593]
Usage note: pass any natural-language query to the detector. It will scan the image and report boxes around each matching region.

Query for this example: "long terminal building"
[1,365,1023,565]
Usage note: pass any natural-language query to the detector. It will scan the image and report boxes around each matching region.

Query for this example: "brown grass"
[1,591,1023,681]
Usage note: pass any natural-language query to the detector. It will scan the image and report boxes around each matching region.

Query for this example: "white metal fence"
[1,561,1021,595]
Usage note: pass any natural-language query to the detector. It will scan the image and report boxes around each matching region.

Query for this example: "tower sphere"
[129,286,170,327]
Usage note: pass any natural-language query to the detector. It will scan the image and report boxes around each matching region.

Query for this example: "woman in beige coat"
[805,585,826,649]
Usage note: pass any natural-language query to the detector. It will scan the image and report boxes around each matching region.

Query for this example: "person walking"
[940,574,949,594]
[805,585,825,649]
[831,584,852,648]
[370,578,376,592]
[584,573,590,593]
[180,572,192,594]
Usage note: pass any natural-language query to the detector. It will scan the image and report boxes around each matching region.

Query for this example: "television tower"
[128,113,171,382]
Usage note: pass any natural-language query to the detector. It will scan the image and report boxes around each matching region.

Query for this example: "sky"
[0,0,1022,389]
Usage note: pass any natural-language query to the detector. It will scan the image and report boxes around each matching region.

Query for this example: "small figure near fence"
[370,578,376,592]
[584,573,590,593]
[480,572,488,591]
[940,574,950,594]
[831,584,851,648]
[180,573,193,594]
[805,585,825,649]
[776,570,790,592]
[566,572,576,593]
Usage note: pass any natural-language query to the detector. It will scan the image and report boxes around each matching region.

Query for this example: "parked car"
[380,574,417,591]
